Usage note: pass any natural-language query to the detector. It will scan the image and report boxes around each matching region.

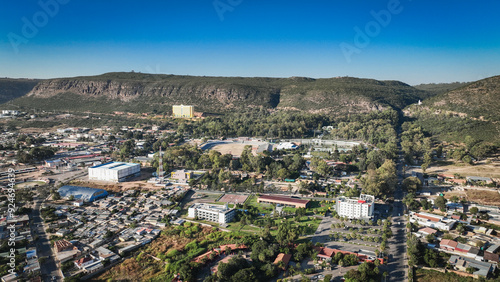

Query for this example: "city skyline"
[1,0,500,85]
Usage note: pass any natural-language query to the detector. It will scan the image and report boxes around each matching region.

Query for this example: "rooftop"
[190,203,233,213]
[90,161,139,170]
[258,195,310,205]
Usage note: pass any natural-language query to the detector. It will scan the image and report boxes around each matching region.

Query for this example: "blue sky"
[1,0,499,84]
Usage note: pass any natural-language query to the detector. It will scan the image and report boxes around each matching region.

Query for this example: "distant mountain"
[406,75,500,142]
[0,78,40,104]
[414,82,469,95]
[425,75,500,122]
[2,72,432,115]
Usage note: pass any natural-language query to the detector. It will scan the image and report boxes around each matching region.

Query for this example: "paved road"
[385,125,408,282]
[31,196,62,282]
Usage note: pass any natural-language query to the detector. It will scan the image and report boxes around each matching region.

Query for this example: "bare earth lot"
[211,143,249,157]
[427,159,500,178]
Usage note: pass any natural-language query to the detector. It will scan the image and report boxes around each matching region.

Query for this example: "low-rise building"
[410,212,456,231]
[448,255,495,277]
[257,195,310,208]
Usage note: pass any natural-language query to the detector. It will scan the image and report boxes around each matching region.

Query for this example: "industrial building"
[57,185,108,202]
[188,203,236,224]
[88,162,140,182]
[172,105,194,118]
[257,195,310,208]
[336,194,375,219]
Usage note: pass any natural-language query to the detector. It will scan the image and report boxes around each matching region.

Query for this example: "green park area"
[186,194,333,237]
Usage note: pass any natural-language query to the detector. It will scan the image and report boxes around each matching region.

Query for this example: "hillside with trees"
[0,78,40,104]
[404,75,500,143]
[2,72,432,115]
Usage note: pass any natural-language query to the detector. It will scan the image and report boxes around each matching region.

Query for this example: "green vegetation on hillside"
[3,72,433,115]
[0,78,40,105]
[413,81,469,95]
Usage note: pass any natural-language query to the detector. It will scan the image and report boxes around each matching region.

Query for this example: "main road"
[386,125,408,281]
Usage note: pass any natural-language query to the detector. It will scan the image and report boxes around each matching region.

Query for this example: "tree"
[426,233,435,244]
[402,177,422,193]
[469,207,479,215]
[276,221,297,247]
[434,196,447,211]
[462,155,473,165]
[52,192,61,201]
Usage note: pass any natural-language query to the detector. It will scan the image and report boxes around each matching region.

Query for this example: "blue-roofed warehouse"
[57,185,108,202]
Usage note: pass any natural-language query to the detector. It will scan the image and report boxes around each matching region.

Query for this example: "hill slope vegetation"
[0,78,40,105]
[3,72,431,115]
[405,75,500,142]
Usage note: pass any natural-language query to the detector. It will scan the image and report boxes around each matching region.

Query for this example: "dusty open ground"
[441,188,500,206]
[426,159,500,178]
[217,194,248,204]
[211,143,250,157]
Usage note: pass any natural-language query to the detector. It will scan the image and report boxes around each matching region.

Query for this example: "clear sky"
[1,0,499,85]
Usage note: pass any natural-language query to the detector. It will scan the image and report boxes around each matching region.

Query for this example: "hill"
[405,75,500,142]
[0,78,40,104]
[413,82,469,95]
[2,72,431,115]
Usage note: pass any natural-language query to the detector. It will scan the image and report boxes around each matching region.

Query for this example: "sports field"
[217,194,248,205]
[211,143,249,157]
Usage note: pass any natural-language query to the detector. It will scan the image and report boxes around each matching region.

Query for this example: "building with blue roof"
[88,161,140,182]
[57,185,108,202]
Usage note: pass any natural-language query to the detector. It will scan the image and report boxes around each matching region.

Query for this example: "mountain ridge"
[3,72,432,115]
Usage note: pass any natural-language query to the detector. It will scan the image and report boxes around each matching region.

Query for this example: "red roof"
[440,239,458,249]
[415,213,440,222]
[258,195,310,205]
[419,227,438,235]
[75,257,92,266]
[273,253,292,268]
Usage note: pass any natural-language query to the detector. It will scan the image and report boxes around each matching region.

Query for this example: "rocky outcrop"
[12,72,431,114]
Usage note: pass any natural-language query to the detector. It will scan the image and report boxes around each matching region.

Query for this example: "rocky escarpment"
[26,77,281,110]
[9,72,431,114]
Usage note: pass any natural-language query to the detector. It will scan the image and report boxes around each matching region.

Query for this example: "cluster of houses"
[0,215,40,282]
[410,208,500,278]
[44,188,182,278]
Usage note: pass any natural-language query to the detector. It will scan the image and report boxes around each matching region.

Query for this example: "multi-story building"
[172,105,194,118]
[88,162,140,182]
[336,194,375,219]
[188,203,235,224]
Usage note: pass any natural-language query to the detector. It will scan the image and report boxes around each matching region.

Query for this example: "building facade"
[336,194,375,219]
[88,162,140,182]
[188,203,235,224]
[172,105,194,118]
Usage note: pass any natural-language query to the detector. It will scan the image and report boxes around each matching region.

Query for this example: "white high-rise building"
[188,203,236,224]
[336,194,375,219]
